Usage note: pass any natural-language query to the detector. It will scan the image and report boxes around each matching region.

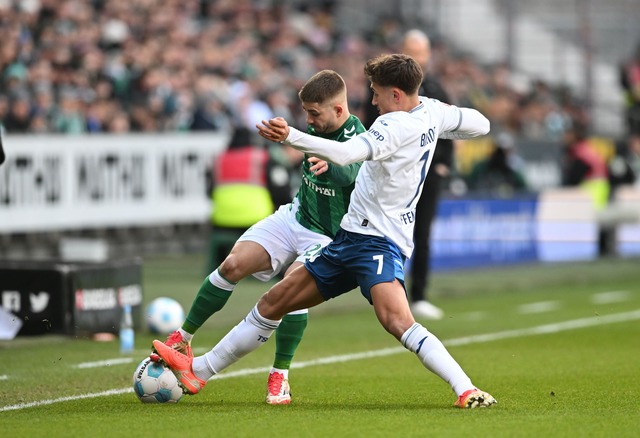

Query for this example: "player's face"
[301,101,339,134]
[370,83,395,115]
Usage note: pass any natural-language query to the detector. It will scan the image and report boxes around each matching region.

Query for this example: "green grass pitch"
[1,254,639,437]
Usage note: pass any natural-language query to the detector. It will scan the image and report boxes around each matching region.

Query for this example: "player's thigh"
[258,266,324,319]
[236,206,298,280]
[283,260,304,277]
[222,240,272,280]
[369,281,415,339]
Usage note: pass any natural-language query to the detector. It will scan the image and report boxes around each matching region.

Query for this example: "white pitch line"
[591,290,631,305]
[456,311,486,321]
[0,389,132,412]
[75,351,210,370]
[74,358,135,369]
[0,375,8,381]
[443,309,640,347]
[517,300,560,314]
[2,309,640,413]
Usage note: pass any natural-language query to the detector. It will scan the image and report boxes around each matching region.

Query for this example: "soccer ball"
[133,356,183,403]
[145,297,184,335]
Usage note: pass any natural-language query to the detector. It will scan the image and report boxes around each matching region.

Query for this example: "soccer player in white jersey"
[153,54,497,409]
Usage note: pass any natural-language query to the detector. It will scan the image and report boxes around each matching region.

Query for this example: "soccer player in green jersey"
[151,70,365,404]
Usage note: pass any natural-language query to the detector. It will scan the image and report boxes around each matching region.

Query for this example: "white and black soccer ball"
[145,297,184,335]
[133,356,183,403]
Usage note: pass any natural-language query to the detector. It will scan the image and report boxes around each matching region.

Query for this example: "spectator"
[4,92,32,133]
[629,134,640,184]
[207,126,274,271]
[620,42,640,136]
[107,111,131,133]
[0,130,4,166]
[189,94,232,132]
[51,90,86,134]
[31,86,55,131]
[0,95,9,129]
[265,144,303,209]
[561,120,609,210]
[609,134,640,191]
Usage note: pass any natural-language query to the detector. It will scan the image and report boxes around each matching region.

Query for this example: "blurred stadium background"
[1,0,640,336]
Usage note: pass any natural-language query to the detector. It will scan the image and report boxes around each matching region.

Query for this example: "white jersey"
[283,97,490,257]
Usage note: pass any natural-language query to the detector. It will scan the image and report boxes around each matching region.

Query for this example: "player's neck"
[335,112,351,127]
[399,97,421,112]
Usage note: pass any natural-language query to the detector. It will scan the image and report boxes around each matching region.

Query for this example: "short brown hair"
[364,54,423,95]
[298,70,346,104]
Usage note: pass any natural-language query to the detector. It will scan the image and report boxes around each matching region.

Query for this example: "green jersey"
[294,114,366,238]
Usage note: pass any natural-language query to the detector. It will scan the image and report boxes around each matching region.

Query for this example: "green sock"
[273,313,308,370]
[182,275,234,334]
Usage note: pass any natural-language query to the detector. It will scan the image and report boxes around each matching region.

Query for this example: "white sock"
[401,323,474,396]
[192,355,212,381]
[195,305,280,381]
[270,367,289,379]
[177,328,193,342]
[209,268,236,289]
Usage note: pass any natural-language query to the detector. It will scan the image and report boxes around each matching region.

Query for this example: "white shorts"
[237,199,333,281]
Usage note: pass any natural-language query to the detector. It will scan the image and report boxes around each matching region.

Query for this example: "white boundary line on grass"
[2,309,640,412]
[73,358,135,369]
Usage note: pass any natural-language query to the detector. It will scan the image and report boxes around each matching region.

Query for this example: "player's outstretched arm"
[439,105,490,140]
[259,118,370,167]
[283,127,369,167]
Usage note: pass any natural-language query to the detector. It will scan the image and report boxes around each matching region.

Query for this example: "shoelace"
[166,332,183,345]
[164,332,192,357]
[268,373,285,394]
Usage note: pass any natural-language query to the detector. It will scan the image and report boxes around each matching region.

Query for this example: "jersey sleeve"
[284,128,371,166]
[429,99,490,139]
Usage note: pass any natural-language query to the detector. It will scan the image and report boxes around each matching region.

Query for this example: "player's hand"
[308,156,329,175]
[256,117,290,143]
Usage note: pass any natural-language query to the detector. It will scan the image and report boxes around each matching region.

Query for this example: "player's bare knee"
[219,254,244,281]
[257,291,286,320]
[379,315,414,340]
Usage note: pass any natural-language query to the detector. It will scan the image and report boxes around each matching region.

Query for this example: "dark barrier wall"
[0,258,143,336]
[0,263,69,335]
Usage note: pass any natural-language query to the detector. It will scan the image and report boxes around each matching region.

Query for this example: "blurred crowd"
[0,0,590,141]
[2,0,639,200]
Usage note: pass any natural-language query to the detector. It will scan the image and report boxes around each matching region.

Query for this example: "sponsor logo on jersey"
[368,127,385,141]
[302,175,336,196]
[361,219,369,227]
